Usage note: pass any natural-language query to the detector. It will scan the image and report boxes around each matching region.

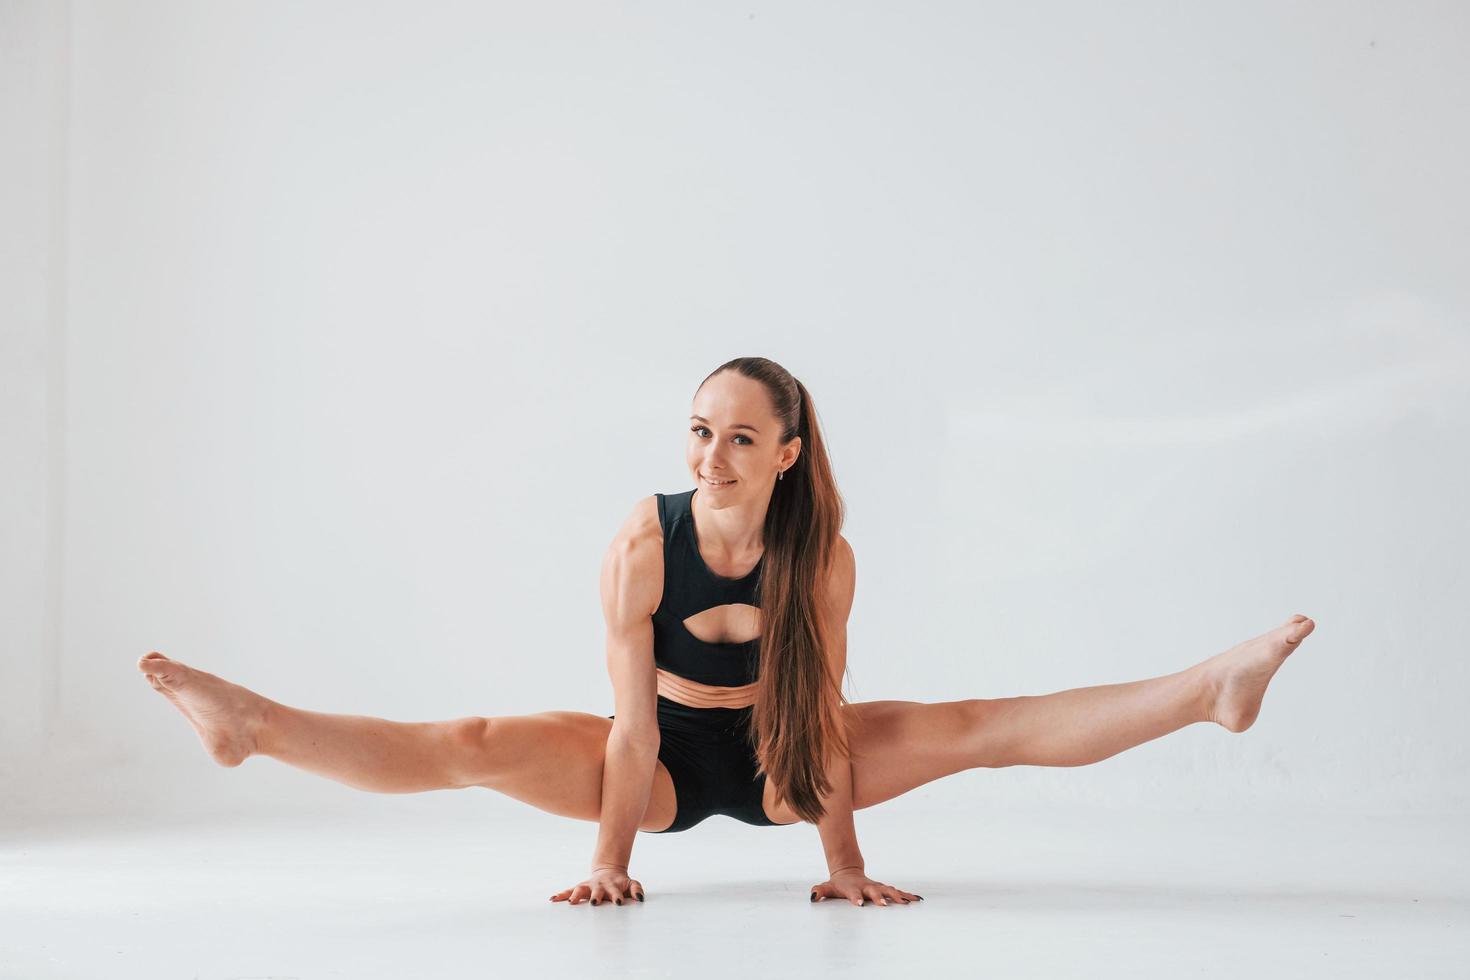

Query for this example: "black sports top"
[651,489,763,688]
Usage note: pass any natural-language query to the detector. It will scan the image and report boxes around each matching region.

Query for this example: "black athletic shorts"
[607,696,788,833]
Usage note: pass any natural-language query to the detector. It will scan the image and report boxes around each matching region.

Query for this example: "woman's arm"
[813,536,862,874]
[807,537,920,906]
[815,745,864,876]
[590,505,664,876]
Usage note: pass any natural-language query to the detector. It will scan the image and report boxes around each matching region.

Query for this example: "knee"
[444,716,494,785]
[958,697,993,731]
[959,698,1018,770]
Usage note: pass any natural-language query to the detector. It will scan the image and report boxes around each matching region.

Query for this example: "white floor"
[2,803,1465,979]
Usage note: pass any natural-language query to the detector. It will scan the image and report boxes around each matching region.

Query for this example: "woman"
[138,356,1316,908]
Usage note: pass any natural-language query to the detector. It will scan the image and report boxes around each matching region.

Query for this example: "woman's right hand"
[550,866,645,906]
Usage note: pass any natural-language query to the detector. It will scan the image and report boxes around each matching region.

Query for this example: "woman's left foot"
[1199,615,1316,732]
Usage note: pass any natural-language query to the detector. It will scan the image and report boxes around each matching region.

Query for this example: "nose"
[703,449,728,473]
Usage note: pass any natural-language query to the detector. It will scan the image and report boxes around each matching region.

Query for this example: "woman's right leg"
[136,652,677,830]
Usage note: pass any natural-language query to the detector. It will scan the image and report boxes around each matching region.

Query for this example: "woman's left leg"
[787,615,1315,816]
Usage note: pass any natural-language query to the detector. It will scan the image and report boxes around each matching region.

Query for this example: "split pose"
[138,356,1316,908]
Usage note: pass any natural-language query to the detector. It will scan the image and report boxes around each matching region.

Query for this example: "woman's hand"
[550,866,645,906]
[810,867,923,907]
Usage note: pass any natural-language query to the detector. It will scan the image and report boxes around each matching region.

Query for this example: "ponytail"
[697,358,848,823]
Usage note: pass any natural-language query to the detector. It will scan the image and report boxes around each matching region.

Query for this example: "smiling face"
[687,371,801,505]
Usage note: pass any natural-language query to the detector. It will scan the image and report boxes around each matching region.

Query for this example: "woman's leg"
[764,615,1315,820]
[136,652,677,828]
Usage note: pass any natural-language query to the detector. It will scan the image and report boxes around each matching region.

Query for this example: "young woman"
[138,356,1316,909]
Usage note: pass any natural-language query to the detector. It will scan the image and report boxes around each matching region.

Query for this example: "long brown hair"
[697,357,848,824]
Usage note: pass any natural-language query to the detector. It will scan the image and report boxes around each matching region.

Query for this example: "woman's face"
[687,372,800,506]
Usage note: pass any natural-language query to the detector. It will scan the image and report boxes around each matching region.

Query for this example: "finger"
[571,885,589,905]
[845,889,864,907]
[628,879,646,902]
[863,885,888,906]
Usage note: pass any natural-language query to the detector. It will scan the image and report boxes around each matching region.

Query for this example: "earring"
[778,469,784,481]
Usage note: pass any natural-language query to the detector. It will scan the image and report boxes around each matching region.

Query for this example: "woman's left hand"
[810,868,923,906]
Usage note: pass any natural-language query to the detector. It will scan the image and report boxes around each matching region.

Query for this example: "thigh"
[761,699,981,823]
[466,711,677,833]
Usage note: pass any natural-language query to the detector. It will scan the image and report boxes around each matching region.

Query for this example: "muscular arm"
[813,536,863,875]
[591,502,664,873]
[816,735,863,875]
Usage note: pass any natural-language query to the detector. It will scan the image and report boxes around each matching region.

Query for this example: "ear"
[781,436,802,471]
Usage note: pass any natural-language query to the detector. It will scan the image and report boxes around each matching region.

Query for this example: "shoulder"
[822,533,856,615]
[606,495,665,564]
[830,532,855,579]
[600,496,665,617]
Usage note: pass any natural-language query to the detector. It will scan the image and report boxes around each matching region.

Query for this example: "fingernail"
[592,899,599,906]
[636,894,645,902]
[615,899,622,905]
[810,892,817,902]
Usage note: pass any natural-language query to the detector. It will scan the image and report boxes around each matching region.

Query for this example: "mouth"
[702,475,738,488]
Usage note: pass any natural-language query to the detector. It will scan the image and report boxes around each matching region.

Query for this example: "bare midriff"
[656,667,758,709]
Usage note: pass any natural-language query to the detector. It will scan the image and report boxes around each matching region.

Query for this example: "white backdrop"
[4,0,1467,828]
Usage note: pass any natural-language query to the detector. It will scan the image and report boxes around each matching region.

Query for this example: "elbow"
[608,720,661,753]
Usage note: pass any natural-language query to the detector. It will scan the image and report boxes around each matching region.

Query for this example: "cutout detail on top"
[681,603,761,645]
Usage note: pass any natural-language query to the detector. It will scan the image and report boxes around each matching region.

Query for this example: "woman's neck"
[692,487,767,560]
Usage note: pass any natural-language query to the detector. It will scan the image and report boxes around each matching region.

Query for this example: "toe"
[139,658,187,689]
[1284,617,1315,643]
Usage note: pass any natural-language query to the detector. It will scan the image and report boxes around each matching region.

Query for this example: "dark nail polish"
[810,892,818,902]
[636,894,645,902]
[616,899,622,905]
[592,899,599,906]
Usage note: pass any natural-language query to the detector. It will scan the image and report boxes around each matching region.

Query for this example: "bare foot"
[1196,615,1316,732]
[136,652,270,766]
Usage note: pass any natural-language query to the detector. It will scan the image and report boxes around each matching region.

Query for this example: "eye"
[690,426,753,445]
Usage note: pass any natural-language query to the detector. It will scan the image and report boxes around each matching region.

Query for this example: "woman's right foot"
[136,652,270,767]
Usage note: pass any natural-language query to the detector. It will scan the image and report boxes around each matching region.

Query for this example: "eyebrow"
[690,415,760,434]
